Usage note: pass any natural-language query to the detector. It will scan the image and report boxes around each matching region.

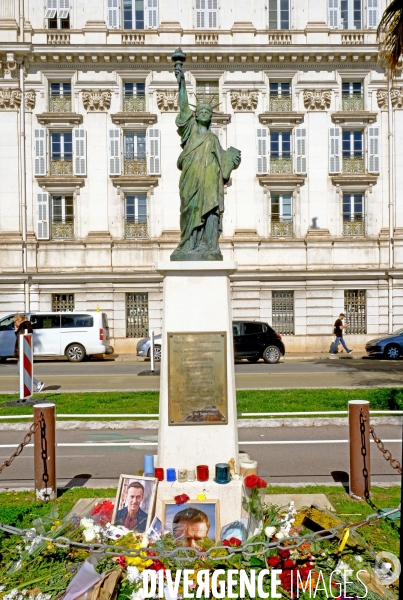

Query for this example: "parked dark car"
[137,321,285,364]
[233,321,285,364]
[365,328,403,360]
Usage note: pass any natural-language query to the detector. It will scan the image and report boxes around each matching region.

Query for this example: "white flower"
[264,526,277,538]
[80,517,94,529]
[0,586,5,592]
[355,555,363,563]
[127,566,140,584]
[83,527,99,542]
[335,559,350,573]
[130,589,145,600]
[140,534,149,548]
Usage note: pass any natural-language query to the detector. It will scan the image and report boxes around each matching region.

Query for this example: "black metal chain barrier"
[0,414,44,476]
[0,506,399,561]
[360,409,402,474]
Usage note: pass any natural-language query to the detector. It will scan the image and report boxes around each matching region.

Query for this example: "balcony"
[52,221,74,239]
[269,95,292,112]
[342,95,364,111]
[270,157,292,174]
[343,217,364,236]
[271,218,293,237]
[50,159,73,176]
[125,221,148,239]
[122,32,145,44]
[49,96,72,112]
[268,32,291,44]
[195,32,218,44]
[123,95,146,112]
[123,156,147,175]
[342,156,365,174]
[341,32,364,44]
[47,32,70,44]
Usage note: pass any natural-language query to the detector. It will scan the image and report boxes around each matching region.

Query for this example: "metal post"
[348,400,370,500]
[33,403,56,500]
[150,330,155,373]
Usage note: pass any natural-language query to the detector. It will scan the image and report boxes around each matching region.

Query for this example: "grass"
[0,485,399,556]
[0,388,403,420]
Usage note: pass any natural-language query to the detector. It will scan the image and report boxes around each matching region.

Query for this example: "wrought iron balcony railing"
[123,95,146,112]
[270,157,292,174]
[342,156,365,173]
[269,95,292,112]
[52,221,74,239]
[49,96,72,112]
[343,217,365,236]
[271,218,293,237]
[341,94,364,111]
[123,156,147,175]
[125,221,148,239]
[50,159,73,175]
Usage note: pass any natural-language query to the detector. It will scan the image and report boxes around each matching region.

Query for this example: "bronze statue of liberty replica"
[170,48,241,261]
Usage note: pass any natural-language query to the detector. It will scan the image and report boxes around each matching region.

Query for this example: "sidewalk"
[111,352,363,362]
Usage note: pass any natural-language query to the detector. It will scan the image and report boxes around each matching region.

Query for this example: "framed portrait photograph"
[162,500,220,548]
[112,475,158,533]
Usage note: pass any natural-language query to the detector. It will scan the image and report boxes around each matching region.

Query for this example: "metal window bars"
[272,291,295,335]
[344,290,366,335]
[126,292,149,338]
[52,294,75,312]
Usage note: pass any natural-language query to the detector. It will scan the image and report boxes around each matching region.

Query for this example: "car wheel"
[154,345,161,362]
[247,355,260,363]
[66,343,86,363]
[0,357,7,363]
[384,343,401,360]
[263,345,281,364]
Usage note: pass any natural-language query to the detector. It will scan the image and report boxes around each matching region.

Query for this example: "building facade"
[0,0,402,353]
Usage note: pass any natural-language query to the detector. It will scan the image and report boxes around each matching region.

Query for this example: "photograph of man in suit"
[114,481,148,532]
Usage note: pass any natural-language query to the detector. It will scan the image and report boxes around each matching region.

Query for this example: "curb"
[0,416,400,431]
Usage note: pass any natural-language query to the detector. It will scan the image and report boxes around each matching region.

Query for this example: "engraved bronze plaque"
[168,332,228,425]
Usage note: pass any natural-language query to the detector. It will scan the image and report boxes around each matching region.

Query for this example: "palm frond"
[378,0,403,76]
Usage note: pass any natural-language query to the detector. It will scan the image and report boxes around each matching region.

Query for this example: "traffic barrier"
[19,332,33,400]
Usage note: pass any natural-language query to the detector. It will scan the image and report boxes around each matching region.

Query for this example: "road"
[0,424,400,489]
[1,357,403,392]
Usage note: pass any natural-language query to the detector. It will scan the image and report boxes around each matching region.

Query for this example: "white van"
[0,311,113,363]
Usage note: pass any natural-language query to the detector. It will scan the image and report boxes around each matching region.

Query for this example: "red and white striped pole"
[19,331,33,400]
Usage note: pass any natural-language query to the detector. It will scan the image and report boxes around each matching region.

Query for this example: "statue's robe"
[174,109,227,252]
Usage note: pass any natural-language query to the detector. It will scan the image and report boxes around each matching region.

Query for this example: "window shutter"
[33,128,47,176]
[45,0,58,19]
[58,0,70,19]
[147,127,161,175]
[368,126,380,173]
[195,0,205,28]
[328,0,340,28]
[329,127,341,174]
[73,128,87,176]
[294,126,307,174]
[257,127,269,175]
[207,0,218,29]
[367,0,378,28]
[146,0,158,28]
[107,0,119,28]
[109,128,121,176]
[37,193,50,240]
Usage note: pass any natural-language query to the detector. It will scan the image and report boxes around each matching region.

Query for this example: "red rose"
[222,540,230,547]
[283,559,296,569]
[244,475,267,489]
[174,494,190,505]
[115,555,126,568]
[223,537,242,547]
[150,560,165,572]
[278,548,290,559]
[267,556,281,567]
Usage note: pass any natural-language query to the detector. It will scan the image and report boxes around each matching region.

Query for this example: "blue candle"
[167,468,176,482]
[144,454,154,476]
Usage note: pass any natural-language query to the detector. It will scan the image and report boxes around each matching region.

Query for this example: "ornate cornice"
[303,89,331,110]
[376,89,388,109]
[25,90,36,110]
[0,88,21,109]
[229,89,258,111]
[82,89,111,111]
[156,89,179,112]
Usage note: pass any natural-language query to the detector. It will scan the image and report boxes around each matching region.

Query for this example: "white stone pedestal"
[156,261,239,471]
[155,479,244,528]
[155,261,242,523]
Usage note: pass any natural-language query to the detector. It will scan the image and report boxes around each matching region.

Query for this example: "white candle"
[239,459,258,476]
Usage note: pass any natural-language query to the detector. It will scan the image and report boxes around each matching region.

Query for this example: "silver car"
[136,334,162,361]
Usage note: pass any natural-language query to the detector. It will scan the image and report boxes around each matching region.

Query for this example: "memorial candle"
[154,468,164,481]
[143,455,154,476]
[196,465,209,482]
[167,468,176,482]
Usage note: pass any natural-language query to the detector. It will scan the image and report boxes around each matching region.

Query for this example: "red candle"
[155,467,164,481]
[197,465,209,482]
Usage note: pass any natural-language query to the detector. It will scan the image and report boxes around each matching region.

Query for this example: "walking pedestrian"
[330,313,353,355]
[14,313,44,393]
